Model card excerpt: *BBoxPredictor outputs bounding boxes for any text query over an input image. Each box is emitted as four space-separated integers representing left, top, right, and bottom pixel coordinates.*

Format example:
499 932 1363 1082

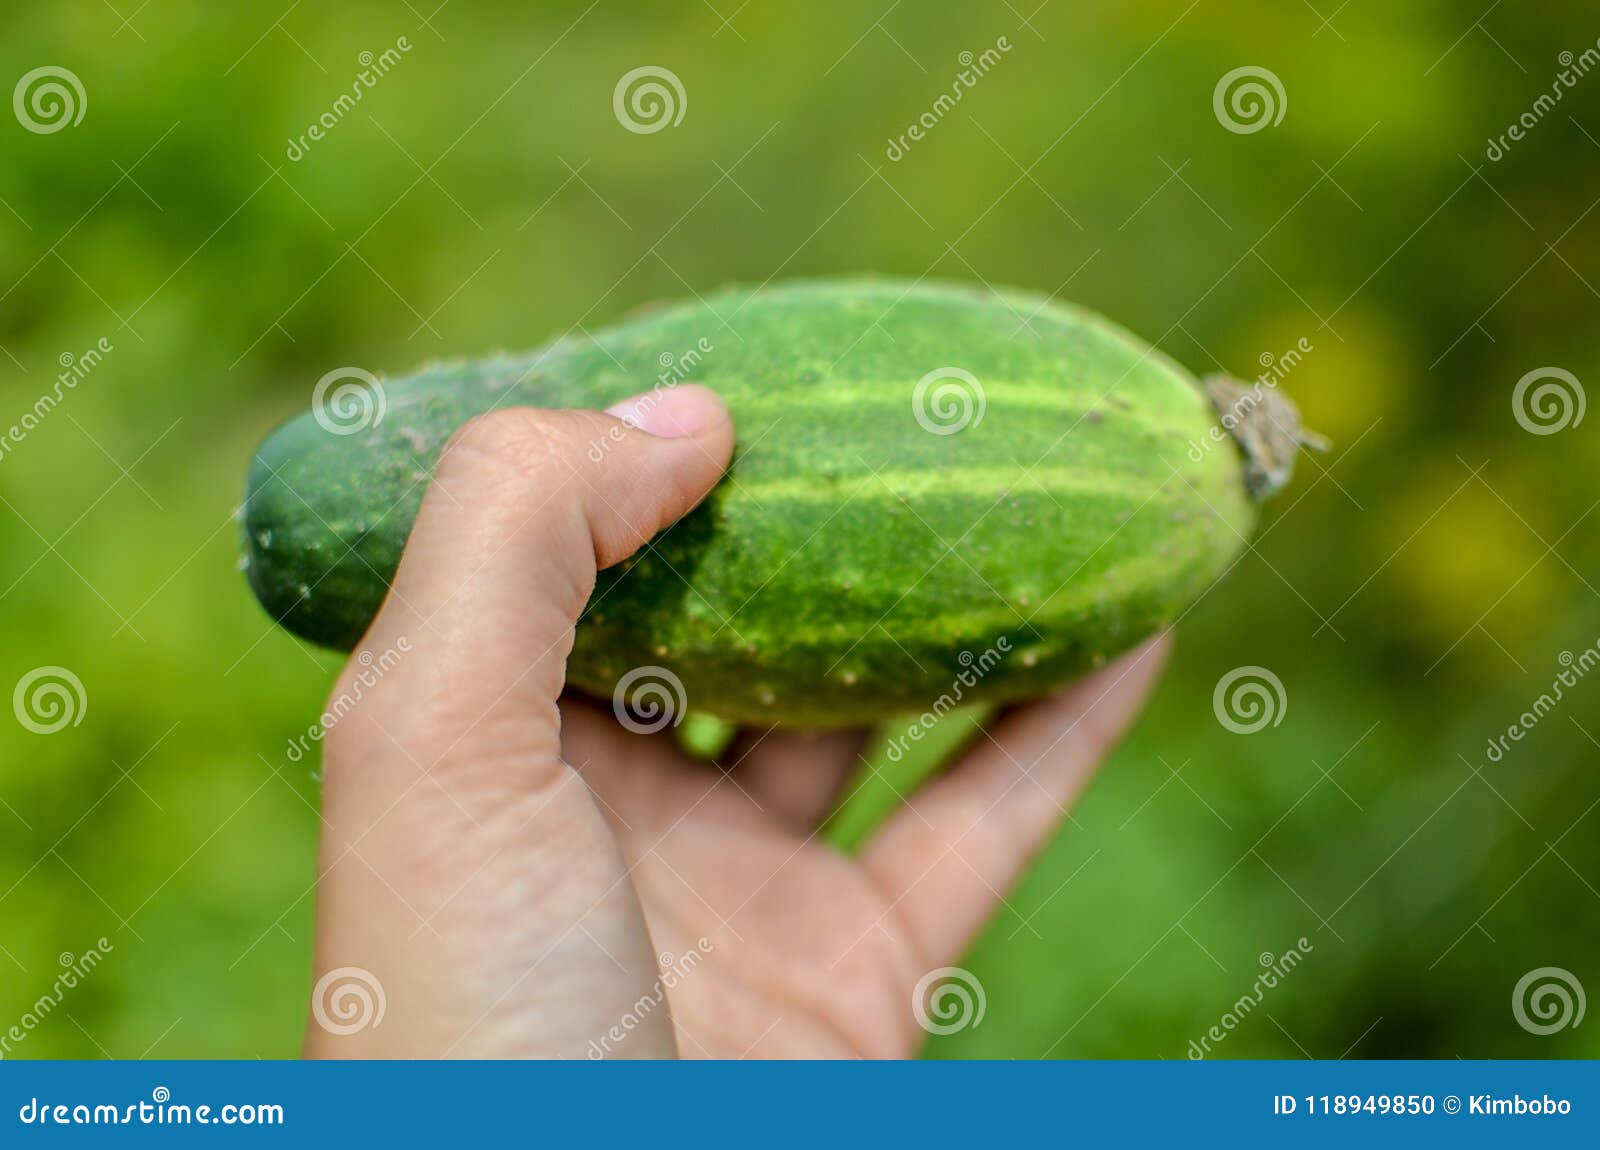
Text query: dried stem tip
1202 375 1330 502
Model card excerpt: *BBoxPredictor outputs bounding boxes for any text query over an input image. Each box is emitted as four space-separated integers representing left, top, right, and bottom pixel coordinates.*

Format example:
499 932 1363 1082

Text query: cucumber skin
243 279 1253 727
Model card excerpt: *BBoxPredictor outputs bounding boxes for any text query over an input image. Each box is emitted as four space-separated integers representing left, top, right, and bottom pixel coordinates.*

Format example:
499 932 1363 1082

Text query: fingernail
605 384 726 439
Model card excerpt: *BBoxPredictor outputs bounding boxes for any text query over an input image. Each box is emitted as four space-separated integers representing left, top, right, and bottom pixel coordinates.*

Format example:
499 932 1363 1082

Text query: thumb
305 386 730 1057
361 384 734 751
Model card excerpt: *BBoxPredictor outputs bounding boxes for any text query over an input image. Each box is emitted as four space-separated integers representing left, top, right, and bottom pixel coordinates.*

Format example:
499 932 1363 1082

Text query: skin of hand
303 384 1170 1059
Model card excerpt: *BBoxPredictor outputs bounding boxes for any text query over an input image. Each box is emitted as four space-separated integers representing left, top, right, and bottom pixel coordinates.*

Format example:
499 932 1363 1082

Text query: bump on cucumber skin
674 711 740 761
242 278 1254 725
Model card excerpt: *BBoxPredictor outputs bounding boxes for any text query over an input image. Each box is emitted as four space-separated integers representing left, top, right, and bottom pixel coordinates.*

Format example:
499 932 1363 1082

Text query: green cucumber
243 278 1309 728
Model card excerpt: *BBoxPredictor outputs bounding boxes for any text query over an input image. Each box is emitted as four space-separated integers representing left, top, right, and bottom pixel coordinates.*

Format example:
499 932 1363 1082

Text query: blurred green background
2 0 1597 1059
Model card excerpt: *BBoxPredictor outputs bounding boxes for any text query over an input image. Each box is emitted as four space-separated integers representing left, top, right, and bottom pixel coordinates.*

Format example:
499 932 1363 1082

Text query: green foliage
2 1 1597 1059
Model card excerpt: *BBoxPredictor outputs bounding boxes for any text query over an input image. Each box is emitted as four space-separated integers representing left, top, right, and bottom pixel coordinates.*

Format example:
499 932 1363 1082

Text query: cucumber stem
1203 375 1328 501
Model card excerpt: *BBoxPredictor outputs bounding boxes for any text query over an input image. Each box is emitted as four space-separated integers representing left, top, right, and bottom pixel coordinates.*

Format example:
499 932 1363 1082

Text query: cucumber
243 279 1307 727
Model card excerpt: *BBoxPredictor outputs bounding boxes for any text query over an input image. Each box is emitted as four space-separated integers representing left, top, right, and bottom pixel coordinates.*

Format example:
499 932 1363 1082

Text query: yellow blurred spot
1233 306 1417 447
1378 466 1557 644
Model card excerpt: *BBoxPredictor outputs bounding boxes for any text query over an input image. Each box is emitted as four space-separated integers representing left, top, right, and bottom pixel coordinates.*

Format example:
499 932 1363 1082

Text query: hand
303 385 1168 1059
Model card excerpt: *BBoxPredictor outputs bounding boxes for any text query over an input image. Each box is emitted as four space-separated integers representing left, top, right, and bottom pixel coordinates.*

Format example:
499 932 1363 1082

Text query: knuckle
444 408 563 467
435 408 595 497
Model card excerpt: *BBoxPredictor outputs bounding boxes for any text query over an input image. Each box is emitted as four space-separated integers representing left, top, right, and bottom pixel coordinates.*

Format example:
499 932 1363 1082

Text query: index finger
857 635 1170 966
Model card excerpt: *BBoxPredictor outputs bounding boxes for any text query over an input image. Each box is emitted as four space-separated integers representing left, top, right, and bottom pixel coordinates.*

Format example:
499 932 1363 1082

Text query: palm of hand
564 705 927 1058
558 648 1162 1059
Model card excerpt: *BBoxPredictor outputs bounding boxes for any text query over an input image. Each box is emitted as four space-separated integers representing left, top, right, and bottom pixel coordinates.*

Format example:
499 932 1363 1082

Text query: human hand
303 385 1168 1058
